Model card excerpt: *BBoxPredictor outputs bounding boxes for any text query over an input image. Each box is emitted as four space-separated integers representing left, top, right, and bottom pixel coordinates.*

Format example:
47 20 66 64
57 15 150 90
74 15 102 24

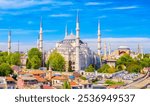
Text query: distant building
6 77 16 89
17 74 38 89
0 77 7 89
111 46 131 59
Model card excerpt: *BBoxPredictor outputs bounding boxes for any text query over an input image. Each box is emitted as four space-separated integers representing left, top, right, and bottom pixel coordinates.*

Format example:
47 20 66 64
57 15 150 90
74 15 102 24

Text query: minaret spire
141 45 144 59
8 30 11 55
39 17 43 52
108 42 111 56
97 20 101 56
137 43 141 55
75 10 80 72
104 41 107 60
65 24 68 37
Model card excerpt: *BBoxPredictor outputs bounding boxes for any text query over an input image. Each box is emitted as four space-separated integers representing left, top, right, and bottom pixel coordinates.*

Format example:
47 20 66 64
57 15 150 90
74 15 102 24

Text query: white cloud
0 0 73 10
49 14 72 17
112 6 139 10
100 5 139 11
0 0 52 9
85 2 112 6
53 1 73 6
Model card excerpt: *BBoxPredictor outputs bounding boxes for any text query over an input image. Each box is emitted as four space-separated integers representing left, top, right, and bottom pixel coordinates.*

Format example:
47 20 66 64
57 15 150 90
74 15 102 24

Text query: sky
0 0 150 53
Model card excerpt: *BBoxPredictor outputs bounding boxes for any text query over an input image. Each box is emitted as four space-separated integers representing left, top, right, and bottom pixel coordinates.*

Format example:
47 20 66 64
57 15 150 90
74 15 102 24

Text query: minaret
39 17 43 52
141 45 144 59
108 43 111 56
8 30 11 55
104 41 107 60
137 43 141 55
65 24 68 37
97 20 101 56
75 10 80 72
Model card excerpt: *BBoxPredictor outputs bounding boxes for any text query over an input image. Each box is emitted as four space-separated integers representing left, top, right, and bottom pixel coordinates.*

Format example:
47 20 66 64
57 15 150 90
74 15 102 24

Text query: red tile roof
29 70 45 75
52 76 67 81
6 77 15 82
34 76 46 82
70 81 78 86
42 85 55 89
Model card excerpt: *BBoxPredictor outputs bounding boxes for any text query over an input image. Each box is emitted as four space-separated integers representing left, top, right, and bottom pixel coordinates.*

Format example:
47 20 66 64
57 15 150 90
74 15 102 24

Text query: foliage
85 64 95 72
105 80 124 86
116 64 126 71
0 52 9 64
30 56 41 69
26 48 42 69
108 66 117 73
28 48 42 59
97 64 110 73
10 52 21 66
47 50 65 72
116 54 134 67
140 57 150 68
62 81 71 89
127 64 142 73
0 52 21 66
0 63 13 76
80 76 87 80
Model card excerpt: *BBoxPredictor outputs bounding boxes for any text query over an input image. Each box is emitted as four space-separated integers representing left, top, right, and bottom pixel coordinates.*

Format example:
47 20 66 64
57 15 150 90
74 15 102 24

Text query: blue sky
0 0 150 53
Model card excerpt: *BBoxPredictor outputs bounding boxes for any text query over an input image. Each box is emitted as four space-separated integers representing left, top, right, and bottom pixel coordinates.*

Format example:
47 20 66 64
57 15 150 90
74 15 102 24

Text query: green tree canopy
97 64 110 73
0 63 13 76
47 50 65 72
0 52 21 66
10 52 21 66
127 64 142 73
116 54 134 66
0 52 8 64
26 48 42 69
140 57 150 68
30 56 41 69
85 64 95 72
28 48 42 59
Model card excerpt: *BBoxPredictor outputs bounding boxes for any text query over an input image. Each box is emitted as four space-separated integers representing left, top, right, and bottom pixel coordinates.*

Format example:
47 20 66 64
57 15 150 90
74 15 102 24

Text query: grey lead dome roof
118 46 130 50
59 32 84 44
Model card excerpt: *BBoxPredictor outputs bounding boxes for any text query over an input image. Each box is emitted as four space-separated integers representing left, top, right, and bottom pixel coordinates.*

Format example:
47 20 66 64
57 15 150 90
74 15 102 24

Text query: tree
30 56 41 69
85 64 95 72
116 64 126 71
28 48 42 59
97 64 110 73
127 64 142 73
10 52 21 66
47 51 65 72
26 59 31 69
0 52 8 65
62 81 71 89
108 66 116 73
140 57 150 68
27 48 42 69
116 54 134 67
0 63 13 76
